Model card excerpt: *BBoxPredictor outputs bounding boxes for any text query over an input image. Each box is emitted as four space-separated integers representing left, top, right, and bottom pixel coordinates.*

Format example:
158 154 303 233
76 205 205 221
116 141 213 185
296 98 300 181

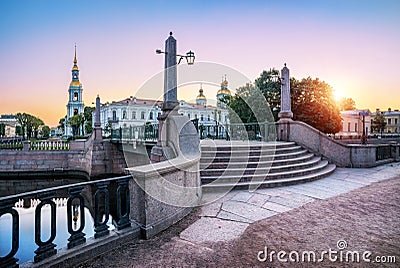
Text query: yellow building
337 110 371 138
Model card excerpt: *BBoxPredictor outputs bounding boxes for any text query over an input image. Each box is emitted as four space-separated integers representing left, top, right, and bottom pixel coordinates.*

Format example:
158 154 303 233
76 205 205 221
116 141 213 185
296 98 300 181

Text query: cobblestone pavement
181 162 400 243
80 162 400 267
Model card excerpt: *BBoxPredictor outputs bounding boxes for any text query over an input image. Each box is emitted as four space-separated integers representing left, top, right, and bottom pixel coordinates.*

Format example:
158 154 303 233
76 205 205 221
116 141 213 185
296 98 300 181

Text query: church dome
217 76 231 96
197 88 206 100
217 88 231 95
70 80 82 87
196 85 207 106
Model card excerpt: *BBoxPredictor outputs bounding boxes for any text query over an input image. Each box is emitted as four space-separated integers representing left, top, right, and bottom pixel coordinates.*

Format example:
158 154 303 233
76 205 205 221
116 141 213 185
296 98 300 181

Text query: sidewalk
80 162 400 267
181 162 400 244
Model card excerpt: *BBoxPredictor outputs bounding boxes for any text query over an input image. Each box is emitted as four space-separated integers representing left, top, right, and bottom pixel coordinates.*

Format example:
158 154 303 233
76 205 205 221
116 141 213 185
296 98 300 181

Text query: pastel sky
1 0 399 127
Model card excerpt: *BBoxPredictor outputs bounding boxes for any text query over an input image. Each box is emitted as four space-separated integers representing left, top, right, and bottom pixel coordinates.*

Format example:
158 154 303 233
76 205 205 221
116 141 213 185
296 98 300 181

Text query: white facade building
98 82 231 138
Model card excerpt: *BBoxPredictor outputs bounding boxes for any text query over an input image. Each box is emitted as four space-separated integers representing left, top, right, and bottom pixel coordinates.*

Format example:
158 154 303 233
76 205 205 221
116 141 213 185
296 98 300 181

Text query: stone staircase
200 140 336 191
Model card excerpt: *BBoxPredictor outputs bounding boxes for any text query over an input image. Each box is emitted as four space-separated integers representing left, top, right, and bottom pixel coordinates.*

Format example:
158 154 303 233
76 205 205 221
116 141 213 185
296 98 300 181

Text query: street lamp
156 46 195 66
359 111 368 144
155 32 195 113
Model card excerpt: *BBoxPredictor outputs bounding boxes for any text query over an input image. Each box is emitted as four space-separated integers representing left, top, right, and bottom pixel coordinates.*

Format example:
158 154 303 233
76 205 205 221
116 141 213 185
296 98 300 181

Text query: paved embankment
79 163 400 267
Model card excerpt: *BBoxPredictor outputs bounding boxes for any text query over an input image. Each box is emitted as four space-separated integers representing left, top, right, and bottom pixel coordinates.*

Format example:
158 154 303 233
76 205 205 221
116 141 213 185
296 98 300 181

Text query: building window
388 118 392 125
73 92 78 102
141 111 145 120
122 110 127 119
201 114 204 121
187 114 190 119
195 114 198 119
347 122 350 132
207 115 210 121
158 112 161 118
132 111 136 119
74 109 78 115
112 110 117 121
355 123 358 132
149 112 153 120
395 119 398 125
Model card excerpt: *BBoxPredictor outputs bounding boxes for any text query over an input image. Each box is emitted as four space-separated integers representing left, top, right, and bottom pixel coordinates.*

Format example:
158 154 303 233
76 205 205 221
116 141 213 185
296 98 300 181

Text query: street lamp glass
186 50 195 65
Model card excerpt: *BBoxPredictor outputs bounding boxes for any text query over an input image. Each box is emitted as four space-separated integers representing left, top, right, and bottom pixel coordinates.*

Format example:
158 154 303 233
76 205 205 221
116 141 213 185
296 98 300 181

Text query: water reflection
0 198 115 264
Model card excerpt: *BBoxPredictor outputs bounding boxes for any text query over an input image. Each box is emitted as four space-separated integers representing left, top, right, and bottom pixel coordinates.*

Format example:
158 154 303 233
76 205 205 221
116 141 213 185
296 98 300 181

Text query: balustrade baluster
0 199 19 268
34 193 57 262
94 182 110 238
67 186 86 248
116 178 131 230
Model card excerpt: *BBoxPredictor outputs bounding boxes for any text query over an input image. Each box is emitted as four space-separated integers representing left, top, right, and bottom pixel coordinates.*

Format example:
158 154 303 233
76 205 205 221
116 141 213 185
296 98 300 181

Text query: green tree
371 112 386 134
67 114 85 136
255 68 281 121
31 116 44 139
338 97 356 111
16 125 22 136
0 123 5 137
228 83 272 124
58 117 66 133
291 77 342 134
84 106 95 135
15 113 44 139
15 113 28 138
40 125 51 138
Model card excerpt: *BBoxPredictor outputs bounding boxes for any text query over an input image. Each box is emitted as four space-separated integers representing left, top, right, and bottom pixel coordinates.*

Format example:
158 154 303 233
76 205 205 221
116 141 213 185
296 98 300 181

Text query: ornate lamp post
151 32 195 162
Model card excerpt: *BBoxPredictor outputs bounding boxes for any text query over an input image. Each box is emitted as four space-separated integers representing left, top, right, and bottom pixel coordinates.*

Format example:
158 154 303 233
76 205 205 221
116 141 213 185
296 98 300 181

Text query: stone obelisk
94 95 102 140
277 64 293 141
161 32 179 113
151 32 179 162
278 64 293 119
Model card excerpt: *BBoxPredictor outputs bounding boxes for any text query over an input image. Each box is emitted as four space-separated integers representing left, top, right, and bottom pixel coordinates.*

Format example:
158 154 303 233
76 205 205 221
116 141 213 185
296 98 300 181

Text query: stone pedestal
277 64 293 141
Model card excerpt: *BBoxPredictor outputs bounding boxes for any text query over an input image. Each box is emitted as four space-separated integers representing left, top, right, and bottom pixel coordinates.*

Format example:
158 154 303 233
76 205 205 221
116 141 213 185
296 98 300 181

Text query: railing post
94 182 110 238
0 200 19 268
116 178 131 230
34 193 57 262
67 186 86 248
23 140 30 151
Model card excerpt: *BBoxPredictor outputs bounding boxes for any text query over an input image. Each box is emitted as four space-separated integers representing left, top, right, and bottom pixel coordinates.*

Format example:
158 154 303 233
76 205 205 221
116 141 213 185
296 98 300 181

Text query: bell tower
65 45 85 136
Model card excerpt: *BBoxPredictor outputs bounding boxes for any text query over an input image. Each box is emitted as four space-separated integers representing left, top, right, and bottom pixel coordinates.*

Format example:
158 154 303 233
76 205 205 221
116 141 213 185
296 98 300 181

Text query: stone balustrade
277 120 400 167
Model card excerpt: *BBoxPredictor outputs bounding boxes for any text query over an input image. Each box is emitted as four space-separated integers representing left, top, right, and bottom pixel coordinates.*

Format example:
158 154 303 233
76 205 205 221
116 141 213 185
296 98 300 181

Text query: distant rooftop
0 114 15 119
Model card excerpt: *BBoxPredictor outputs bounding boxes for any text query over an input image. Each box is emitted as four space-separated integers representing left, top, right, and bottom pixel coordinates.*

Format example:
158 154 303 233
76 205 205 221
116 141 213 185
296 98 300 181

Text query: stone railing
0 175 139 267
277 120 400 168
0 140 23 150
29 140 70 151
127 155 201 239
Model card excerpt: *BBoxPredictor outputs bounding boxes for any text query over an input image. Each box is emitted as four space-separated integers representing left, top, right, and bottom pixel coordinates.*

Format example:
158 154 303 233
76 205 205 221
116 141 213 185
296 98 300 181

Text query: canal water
0 199 115 264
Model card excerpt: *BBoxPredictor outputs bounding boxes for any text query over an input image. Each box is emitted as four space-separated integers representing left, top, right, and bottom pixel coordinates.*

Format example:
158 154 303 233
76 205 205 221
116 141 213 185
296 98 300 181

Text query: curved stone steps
201 156 322 177
200 141 296 151
200 145 302 157
202 160 330 184
202 164 336 190
200 149 309 163
200 153 315 169
200 141 336 190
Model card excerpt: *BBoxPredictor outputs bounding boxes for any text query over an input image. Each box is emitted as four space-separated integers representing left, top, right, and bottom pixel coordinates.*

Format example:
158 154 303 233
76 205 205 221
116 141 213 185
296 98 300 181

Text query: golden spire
197 83 206 100
72 44 79 71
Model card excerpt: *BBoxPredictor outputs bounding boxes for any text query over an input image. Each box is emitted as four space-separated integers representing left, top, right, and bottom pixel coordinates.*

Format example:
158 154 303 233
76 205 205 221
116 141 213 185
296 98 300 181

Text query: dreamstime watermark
257 240 396 264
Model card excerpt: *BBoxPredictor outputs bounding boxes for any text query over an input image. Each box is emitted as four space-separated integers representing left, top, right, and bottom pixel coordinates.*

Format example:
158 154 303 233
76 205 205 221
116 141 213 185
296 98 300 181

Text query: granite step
200 145 302 158
200 153 315 169
202 160 329 184
202 164 336 190
200 141 296 152
201 156 322 177
200 149 309 163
